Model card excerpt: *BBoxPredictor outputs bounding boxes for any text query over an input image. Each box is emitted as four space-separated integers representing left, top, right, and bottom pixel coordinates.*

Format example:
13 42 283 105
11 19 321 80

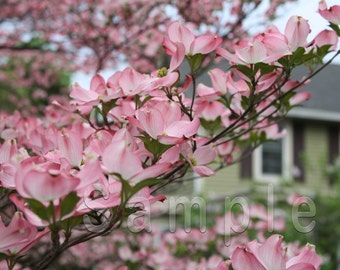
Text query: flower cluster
0 1 339 268
34 201 319 270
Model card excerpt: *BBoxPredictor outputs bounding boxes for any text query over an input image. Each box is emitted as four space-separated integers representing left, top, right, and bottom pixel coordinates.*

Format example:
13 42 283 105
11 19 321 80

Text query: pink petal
102 140 142 180
136 109 165 139
312 30 338 51
290 91 311 106
70 83 98 102
23 169 80 202
168 22 195 53
236 41 267 64
208 68 227 95
216 47 241 64
247 234 286 270
119 67 145 95
231 247 266 270
286 244 322 269
0 163 16 188
319 2 340 24
57 130 83 167
192 165 215 177
90 74 106 95
287 263 317 270
165 117 200 138
190 35 222 54
131 163 171 183
169 42 186 71
192 145 216 165
285 16 311 51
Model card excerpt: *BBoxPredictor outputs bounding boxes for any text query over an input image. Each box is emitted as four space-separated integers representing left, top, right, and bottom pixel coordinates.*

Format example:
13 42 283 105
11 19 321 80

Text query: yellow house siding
303 122 328 191
201 163 248 197
201 121 333 197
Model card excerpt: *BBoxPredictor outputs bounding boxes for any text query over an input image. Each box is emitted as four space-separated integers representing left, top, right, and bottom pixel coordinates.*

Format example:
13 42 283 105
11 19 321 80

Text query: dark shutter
240 147 252 179
328 125 339 164
327 125 339 186
293 121 305 182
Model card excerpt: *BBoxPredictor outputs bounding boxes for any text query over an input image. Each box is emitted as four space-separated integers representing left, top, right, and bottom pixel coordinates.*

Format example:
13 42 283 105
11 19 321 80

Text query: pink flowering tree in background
0 0 340 269
0 0 297 114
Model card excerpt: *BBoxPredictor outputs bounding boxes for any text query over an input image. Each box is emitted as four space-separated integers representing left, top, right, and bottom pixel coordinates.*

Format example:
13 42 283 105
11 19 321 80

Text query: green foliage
0 39 71 114
139 135 174 162
60 192 81 218
200 117 222 133
330 22 340 36
186 54 205 75
16 36 50 50
25 198 53 222
312 195 340 269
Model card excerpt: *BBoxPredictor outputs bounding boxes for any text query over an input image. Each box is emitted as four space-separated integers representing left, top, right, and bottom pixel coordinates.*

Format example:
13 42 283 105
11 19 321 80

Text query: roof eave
287 107 340 123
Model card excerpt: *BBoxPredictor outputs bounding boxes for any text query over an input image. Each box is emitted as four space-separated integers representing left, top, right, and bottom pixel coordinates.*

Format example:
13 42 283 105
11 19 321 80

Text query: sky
273 0 338 34
72 0 340 86
272 0 340 64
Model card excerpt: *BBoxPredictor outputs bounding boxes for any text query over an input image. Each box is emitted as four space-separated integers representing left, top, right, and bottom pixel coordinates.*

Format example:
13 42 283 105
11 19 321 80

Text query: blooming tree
0 0 339 269
20 199 317 269
0 0 297 113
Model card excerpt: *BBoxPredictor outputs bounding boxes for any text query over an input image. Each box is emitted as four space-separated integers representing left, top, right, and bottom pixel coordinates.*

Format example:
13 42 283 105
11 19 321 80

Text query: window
262 140 283 175
253 123 292 183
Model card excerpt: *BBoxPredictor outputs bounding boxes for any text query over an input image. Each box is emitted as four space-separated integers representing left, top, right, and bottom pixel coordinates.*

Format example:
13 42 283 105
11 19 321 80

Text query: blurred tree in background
0 0 296 114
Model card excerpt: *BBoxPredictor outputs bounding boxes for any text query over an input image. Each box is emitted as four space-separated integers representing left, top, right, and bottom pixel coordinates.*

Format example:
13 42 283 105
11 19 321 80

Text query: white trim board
288 107 340 123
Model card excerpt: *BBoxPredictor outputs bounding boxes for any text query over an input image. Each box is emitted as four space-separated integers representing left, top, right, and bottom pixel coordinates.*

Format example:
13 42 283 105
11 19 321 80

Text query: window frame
253 122 293 183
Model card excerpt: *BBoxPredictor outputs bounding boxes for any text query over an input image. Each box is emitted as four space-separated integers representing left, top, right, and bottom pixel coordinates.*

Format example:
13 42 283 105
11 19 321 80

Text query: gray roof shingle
192 61 340 122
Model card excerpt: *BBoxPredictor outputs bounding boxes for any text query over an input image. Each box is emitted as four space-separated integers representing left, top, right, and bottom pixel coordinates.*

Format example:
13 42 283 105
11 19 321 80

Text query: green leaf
101 99 117 116
330 22 340 36
259 130 267 143
241 95 250 109
278 55 291 70
291 47 306 66
186 54 205 74
121 207 141 218
120 178 133 204
60 192 80 218
232 65 254 78
279 90 295 110
0 253 10 261
139 135 174 162
25 199 50 221
304 44 333 67
200 117 222 132
138 95 153 108
254 62 277 75
60 215 83 231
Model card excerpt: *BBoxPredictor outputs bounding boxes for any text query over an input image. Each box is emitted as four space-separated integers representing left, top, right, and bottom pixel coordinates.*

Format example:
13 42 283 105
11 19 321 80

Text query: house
194 63 340 198
162 63 340 198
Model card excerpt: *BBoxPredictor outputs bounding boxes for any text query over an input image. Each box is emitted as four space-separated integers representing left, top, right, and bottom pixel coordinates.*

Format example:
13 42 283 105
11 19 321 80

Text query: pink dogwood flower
15 157 80 202
70 75 106 115
289 91 311 107
101 129 171 183
163 21 222 70
133 100 200 145
311 29 338 51
195 83 225 121
319 1 340 25
57 129 84 168
217 40 272 64
218 15 311 65
0 212 48 255
284 16 311 51
231 234 321 270
181 143 216 176
0 139 28 188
